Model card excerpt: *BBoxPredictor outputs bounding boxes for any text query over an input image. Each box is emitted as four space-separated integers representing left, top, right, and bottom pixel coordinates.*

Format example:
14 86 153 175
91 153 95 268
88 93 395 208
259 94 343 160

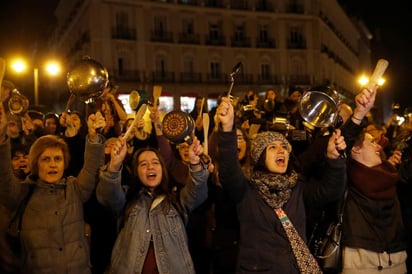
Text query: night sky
338 0 412 112
0 0 411 111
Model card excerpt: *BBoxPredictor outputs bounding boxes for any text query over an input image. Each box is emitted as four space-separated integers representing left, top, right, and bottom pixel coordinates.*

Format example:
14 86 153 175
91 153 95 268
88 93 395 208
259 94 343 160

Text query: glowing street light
357 75 386 88
10 58 61 106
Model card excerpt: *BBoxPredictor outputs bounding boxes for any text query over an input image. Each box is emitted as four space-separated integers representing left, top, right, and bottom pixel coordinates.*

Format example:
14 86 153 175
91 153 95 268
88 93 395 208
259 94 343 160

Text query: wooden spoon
124 104 147 140
0 58 6 99
202 113 209 155
153 85 162 107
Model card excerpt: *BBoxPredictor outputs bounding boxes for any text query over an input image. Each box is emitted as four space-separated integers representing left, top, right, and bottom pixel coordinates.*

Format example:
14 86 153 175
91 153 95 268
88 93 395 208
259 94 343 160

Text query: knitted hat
250 131 291 164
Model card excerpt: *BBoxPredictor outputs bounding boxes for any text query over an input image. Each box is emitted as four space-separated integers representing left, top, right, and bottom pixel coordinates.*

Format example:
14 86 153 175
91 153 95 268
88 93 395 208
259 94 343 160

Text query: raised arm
178 135 209 215
216 97 248 202
75 111 106 201
96 135 128 214
0 103 22 210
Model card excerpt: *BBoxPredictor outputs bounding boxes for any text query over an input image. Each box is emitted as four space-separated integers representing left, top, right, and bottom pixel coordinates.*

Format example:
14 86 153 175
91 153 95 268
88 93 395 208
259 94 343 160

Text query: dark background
0 0 411 112
338 0 412 113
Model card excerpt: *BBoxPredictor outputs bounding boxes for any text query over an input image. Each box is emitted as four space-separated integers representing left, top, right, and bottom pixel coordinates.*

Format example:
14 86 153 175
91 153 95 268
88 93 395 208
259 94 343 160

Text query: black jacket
217 130 346 273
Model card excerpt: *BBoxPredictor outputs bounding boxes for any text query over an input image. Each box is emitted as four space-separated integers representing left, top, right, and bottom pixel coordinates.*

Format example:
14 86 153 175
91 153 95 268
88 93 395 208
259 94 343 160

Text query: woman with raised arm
96 134 209 274
341 130 407 273
0 102 106 274
216 96 347 273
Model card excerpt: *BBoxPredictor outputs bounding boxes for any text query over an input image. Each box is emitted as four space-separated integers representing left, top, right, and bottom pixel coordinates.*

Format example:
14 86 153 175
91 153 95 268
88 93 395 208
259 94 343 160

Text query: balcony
257 74 281 85
204 0 224 8
69 32 90 56
288 74 310 85
286 3 304 13
112 69 141 82
205 35 226 46
255 0 273 11
206 73 227 83
180 72 202 83
230 1 249 10
231 37 251 48
152 71 175 83
256 38 275 48
235 73 253 84
112 26 136 40
150 31 174 43
177 0 200 5
178 33 201 44
287 40 306 49
151 0 174 3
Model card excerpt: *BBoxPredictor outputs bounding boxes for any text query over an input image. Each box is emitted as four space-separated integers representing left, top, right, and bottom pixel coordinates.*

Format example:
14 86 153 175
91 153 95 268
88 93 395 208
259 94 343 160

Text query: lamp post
34 67 39 106
11 59 61 106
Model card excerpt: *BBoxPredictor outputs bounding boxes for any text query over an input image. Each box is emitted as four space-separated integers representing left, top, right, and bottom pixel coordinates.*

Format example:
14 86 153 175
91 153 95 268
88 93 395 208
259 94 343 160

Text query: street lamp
357 75 386 88
10 58 61 106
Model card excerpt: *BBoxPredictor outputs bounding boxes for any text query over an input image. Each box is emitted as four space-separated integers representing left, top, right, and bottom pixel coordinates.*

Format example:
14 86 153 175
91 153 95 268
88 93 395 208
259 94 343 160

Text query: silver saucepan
66 56 109 110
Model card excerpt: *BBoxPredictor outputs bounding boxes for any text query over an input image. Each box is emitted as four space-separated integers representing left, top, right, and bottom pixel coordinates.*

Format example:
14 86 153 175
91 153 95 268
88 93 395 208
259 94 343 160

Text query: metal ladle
227 62 242 98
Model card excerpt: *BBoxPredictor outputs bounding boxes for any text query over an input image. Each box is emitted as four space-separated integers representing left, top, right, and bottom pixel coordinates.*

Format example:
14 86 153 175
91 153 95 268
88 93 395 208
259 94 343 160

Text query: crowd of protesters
0 77 411 274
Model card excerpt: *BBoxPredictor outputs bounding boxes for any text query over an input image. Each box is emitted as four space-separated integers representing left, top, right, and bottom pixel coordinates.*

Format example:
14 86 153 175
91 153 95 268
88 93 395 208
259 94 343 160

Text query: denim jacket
97 166 209 274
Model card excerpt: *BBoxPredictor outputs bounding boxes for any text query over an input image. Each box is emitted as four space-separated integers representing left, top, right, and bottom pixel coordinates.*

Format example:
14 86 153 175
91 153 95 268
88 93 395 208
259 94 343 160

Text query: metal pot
299 86 341 128
8 89 29 115
129 89 149 111
162 110 210 165
299 86 346 157
66 56 109 100
162 110 195 144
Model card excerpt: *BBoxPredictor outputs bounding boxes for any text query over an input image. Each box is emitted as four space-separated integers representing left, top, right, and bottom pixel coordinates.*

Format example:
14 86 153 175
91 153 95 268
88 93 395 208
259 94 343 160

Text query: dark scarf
250 170 298 208
348 158 399 199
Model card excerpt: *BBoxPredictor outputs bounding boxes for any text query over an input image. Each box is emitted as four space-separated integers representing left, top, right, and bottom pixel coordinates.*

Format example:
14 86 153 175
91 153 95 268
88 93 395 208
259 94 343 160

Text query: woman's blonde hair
28 135 70 177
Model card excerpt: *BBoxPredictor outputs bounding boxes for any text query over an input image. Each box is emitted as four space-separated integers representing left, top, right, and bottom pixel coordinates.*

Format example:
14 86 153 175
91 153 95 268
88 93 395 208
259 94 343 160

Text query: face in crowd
136 150 166 192
12 150 29 175
7 119 20 139
236 128 247 161
289 90 302 103
351 132 382 167
266 89 276 101
70 112 83 132
29 135 70 184
264 140 290 174
177 142 190 163
45 116 58 135
195 98 203 112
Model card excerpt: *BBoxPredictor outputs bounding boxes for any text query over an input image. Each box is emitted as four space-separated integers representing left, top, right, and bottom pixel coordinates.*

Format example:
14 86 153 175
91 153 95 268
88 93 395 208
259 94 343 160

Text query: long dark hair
121 147 185 225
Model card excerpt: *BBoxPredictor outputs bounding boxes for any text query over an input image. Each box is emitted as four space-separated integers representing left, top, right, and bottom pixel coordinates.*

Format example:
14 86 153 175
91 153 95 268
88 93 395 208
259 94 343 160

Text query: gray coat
0 136 105 274
97 165 209 274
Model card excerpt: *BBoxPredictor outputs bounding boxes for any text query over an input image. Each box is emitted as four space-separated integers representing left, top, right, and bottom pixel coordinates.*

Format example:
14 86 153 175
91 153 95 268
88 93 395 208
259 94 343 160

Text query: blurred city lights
358 75 386 87
10 58 61 105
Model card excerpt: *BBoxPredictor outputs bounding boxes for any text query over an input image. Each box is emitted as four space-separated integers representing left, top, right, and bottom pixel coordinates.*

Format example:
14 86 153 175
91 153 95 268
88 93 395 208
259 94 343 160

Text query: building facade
50 0 373 113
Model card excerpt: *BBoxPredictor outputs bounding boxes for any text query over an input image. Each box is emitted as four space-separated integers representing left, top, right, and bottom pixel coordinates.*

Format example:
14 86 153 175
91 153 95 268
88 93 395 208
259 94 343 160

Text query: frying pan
162 110 211 165
129 89 149 111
